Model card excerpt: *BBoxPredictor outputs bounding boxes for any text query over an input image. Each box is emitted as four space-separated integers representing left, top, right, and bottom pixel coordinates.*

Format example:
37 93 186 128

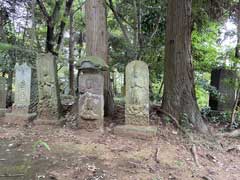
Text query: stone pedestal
114 60 157 139
5 63 38 125
5 112 37 126
114 125 157 139
0 109 5 117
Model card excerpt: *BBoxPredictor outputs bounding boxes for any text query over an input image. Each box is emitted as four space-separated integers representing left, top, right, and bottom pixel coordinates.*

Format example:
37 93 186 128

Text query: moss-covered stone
76 56 108 70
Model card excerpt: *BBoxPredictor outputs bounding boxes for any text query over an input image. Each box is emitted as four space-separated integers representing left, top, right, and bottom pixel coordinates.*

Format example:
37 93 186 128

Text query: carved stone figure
77 58 106 130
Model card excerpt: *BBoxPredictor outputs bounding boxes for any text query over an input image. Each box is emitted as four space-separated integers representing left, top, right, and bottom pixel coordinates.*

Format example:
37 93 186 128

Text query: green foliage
0 42 13 51
33 140 51 152
180 113 191 128
192 22 221 72
162 116 171 124
0 43 37 74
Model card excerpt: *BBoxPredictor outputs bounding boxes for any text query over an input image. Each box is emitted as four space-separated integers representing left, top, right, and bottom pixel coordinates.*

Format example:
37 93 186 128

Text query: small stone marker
5 63 37 124
77 56 107 130
0 77 6 117
36 53 61 123
114 60 157 139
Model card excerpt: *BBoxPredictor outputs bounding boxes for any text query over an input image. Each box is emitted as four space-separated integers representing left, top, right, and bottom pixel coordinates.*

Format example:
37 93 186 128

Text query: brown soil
0 119 240 180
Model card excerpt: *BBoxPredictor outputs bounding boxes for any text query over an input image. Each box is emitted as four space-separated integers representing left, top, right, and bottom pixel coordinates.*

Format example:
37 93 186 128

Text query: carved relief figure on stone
80 92 99 120
86 79 94 90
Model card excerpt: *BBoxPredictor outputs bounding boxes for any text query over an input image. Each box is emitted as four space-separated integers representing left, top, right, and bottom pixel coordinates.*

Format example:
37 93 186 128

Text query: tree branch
148 15 161 45
55 0 74 53
36 0 50 22
51 0 65 26
107 0 131 45
73 1 86 15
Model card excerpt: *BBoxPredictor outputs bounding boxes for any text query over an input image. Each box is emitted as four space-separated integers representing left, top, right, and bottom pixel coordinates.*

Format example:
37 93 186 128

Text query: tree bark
37 0 73 55
6 70 13 107
85 0 114 116
69 10 75 96
231 0 240 126
162 0 208 133
56 0 74 52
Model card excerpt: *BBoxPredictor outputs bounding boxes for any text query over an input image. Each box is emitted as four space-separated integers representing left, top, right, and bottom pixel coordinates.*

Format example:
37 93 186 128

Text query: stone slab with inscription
5 63 37 125
114 60 157 139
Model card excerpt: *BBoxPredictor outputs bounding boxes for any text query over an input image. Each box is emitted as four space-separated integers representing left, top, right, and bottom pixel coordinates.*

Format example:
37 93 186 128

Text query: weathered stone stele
77 57 106 130
5 63 37 124
114 60 157 139
14 63 32 111
125 60 149 125
36 53 60 121
0 77 6 117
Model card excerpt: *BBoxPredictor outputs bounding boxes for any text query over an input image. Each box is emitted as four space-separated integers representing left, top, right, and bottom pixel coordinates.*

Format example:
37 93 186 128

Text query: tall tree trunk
69 10 75 96
85 0 114 116
162 0 208 133
31 0 36 47
46 23 55 53
78 32 83 57
231 0 240 126
6 70 13 107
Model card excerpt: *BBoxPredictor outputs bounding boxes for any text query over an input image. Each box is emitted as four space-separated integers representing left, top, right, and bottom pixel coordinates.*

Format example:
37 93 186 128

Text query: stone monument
36 53 61 123
14 63 32 112
209 68 237 111
77 56 107 130
0 77 6 117
114 60 157 139
5 63 37 124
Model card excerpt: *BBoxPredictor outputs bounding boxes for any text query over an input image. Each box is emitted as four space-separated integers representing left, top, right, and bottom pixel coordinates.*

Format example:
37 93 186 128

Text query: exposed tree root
217 129 240 138
154 147 160 164
152 104 204 167
191 144 200 167
151 104 190 138
0 174 24 177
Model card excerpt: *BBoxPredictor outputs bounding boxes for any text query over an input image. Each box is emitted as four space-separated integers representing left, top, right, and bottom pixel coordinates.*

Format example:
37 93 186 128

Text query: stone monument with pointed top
114 60 157 139
5 63 37 124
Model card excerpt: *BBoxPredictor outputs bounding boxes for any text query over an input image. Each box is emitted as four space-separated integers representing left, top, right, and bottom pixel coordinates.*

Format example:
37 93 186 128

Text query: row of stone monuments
0 53 157 138
76 57 157 138
1 53 236 137
0 53 60 124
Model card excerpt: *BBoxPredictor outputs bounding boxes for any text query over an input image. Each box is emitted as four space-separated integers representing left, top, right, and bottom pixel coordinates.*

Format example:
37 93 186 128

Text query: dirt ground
0 117 240 180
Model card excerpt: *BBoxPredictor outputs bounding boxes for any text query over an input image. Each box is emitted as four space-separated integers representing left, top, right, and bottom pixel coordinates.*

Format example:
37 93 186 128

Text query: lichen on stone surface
76 56 108 71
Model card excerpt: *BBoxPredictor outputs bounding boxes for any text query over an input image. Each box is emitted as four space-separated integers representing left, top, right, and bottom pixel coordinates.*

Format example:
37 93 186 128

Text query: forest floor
0 107 240 180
